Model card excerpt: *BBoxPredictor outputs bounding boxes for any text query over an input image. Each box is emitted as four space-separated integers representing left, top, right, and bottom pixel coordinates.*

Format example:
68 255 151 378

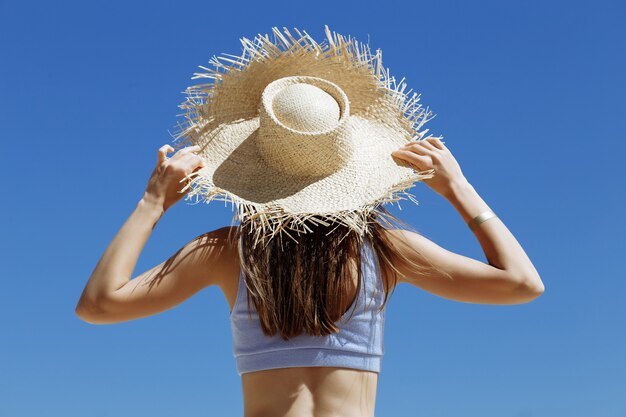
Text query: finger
392 150 432 171
425 136 446 150
158 144 174 163
177 152 206 167
174 154 206 177
401 142 435 156
171 145 202 160
419 139 439 152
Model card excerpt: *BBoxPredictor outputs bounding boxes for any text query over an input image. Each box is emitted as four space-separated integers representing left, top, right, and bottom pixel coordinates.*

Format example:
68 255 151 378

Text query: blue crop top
229 238 386 376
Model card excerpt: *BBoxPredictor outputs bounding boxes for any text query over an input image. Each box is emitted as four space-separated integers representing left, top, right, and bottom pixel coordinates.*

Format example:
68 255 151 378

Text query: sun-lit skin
75 137 544 417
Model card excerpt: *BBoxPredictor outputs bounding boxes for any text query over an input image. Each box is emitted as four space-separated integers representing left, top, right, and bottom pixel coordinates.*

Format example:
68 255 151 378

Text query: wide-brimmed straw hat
171 25 439 247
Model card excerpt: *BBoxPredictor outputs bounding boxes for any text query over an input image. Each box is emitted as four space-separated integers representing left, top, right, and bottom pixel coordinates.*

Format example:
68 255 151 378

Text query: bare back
219 236 394 417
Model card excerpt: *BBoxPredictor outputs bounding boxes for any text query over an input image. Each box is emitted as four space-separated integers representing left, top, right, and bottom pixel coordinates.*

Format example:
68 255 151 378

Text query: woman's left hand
142 144 206 212
391 136 466 199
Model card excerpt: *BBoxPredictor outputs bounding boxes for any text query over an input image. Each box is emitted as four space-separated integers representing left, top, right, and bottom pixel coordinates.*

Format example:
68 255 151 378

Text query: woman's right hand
143 144 206 212
391 136 468 199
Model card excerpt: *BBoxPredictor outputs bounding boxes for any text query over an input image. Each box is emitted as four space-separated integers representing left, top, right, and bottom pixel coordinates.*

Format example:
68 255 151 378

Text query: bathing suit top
229 238 386 376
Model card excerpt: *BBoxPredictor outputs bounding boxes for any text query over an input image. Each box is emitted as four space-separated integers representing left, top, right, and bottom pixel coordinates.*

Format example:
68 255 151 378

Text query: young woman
75 137 544 417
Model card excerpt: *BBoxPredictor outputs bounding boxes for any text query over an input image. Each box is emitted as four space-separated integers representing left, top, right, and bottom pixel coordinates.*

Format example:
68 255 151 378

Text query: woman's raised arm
390 137 544 304
74 144 233 324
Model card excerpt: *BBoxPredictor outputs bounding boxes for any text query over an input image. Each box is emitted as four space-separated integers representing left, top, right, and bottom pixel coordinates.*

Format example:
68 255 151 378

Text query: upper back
229 236 387 376
215 228 386 416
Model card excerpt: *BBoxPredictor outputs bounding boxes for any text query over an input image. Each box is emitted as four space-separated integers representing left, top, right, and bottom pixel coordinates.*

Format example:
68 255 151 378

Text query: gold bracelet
468 210 497 231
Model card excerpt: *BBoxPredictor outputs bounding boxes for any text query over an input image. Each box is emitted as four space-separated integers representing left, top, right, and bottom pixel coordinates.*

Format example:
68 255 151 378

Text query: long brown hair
226 205 449 341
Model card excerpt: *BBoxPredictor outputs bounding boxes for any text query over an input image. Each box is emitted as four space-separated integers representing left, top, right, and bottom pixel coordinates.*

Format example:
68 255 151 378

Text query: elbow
523 274 545 295
75 305 94 324
515 275 545 303
75 296 108 325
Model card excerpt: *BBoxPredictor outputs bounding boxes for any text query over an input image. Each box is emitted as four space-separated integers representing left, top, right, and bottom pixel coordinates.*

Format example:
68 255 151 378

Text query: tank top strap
361 236 384 308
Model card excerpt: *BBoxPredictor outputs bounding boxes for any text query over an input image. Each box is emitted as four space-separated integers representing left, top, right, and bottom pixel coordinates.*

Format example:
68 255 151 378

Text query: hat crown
272 84 341 132
257 76 352 177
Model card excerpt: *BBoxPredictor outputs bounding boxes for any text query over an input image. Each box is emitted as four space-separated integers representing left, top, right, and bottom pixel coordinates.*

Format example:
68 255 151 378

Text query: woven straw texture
170 25 440 247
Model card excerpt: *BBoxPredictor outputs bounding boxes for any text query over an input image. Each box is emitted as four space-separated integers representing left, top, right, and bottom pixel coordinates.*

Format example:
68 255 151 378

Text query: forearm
77 193 165 309
444 180 544 291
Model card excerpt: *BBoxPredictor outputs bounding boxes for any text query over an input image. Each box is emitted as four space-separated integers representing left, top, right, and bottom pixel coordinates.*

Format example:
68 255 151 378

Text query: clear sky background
1 1 625 416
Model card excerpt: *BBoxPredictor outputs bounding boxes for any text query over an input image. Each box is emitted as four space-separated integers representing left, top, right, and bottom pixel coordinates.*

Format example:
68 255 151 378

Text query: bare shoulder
156 224 240 291
379 228 436 285
194 225 241 288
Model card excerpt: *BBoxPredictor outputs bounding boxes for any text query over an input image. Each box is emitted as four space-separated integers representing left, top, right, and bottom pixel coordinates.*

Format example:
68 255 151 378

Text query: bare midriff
241 366 378 417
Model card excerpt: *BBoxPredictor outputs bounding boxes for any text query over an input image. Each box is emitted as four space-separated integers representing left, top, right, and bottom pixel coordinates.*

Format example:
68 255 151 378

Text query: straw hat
171 25 440 247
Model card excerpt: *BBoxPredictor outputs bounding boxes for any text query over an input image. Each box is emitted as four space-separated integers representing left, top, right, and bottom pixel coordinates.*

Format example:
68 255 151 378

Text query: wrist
443 178 493 226
138 193 166 219
443 177 472 201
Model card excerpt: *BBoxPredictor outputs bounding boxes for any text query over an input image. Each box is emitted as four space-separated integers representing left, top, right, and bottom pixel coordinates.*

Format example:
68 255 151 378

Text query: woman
75 137 544 417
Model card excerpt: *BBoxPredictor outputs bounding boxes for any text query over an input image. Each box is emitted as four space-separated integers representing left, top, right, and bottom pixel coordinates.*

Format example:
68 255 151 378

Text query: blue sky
1 1 625 416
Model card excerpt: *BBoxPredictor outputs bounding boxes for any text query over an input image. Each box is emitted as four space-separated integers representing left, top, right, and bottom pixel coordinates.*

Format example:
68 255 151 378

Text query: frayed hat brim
170 25 439 246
